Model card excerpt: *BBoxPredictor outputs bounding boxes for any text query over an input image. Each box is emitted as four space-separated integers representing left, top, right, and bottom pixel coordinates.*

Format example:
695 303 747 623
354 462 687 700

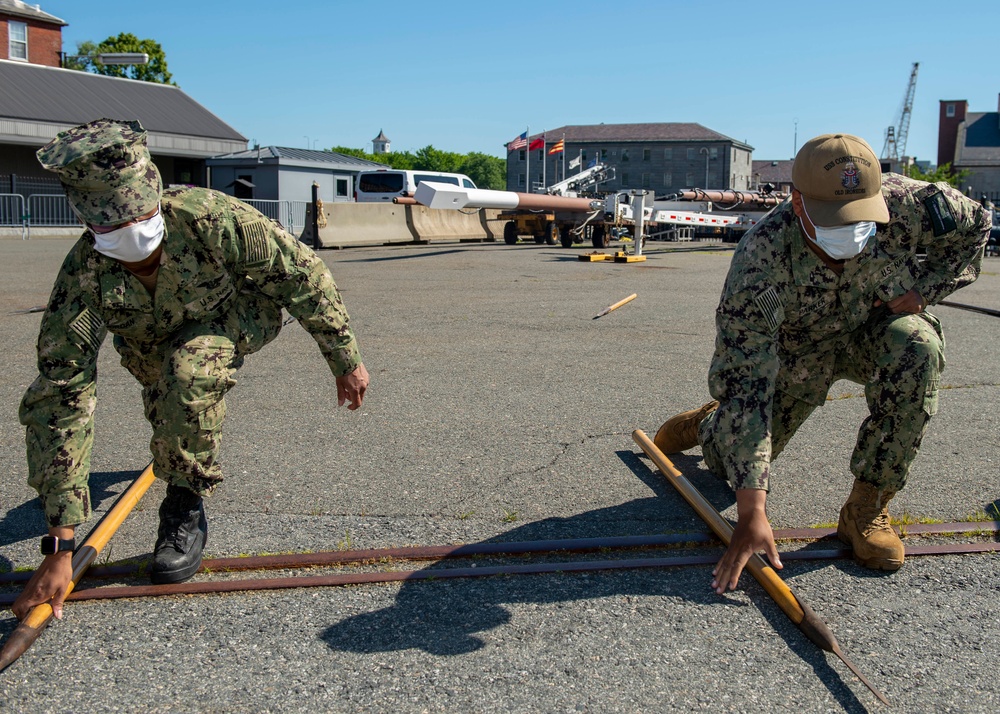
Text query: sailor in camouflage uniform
13 119 369 621
654 134 990 594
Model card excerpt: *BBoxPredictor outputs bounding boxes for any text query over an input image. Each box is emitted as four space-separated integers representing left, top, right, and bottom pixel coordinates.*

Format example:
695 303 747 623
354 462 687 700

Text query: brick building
938 95 1000 201
0 0 64 67
505 123 753 195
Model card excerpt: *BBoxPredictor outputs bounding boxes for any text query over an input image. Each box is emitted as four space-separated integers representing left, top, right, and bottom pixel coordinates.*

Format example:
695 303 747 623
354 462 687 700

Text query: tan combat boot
837 479 904 571
653 401 719 454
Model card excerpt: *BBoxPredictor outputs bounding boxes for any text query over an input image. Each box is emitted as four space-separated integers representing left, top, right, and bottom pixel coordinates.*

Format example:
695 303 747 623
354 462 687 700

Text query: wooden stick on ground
594 293 637 319
632 429 889 706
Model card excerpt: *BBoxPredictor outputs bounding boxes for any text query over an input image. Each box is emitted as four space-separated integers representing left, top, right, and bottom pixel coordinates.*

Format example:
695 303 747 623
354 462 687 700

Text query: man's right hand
711 488 782 595
12 551 74 621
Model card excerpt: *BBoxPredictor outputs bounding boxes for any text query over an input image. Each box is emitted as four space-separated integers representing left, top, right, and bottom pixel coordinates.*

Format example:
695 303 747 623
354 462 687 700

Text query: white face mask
801 202 876 260
91 209 165 263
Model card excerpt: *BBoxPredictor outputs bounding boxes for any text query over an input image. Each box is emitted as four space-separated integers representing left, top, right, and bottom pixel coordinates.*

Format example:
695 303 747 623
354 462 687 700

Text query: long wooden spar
632 429 890 706
0 462 157 673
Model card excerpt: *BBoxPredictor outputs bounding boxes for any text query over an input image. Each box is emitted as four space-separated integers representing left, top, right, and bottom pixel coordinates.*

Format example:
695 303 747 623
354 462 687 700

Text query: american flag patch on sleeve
753 286 783 333
69 308 105 351
237 220 273 267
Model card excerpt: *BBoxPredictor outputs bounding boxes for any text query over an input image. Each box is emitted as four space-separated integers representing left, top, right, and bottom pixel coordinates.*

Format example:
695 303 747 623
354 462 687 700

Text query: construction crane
882 62 919 168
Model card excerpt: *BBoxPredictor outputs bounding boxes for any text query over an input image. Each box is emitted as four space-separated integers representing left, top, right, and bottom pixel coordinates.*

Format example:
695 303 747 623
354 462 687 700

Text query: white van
354 169 477 202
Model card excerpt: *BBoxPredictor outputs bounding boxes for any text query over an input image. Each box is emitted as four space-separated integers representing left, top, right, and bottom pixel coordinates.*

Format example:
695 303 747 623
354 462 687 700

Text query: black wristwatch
40 535 76 555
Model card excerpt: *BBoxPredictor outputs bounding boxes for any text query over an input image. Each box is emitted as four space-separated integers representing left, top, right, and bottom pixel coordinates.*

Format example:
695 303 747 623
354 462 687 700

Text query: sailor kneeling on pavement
13 118 370 621
654 133 991 594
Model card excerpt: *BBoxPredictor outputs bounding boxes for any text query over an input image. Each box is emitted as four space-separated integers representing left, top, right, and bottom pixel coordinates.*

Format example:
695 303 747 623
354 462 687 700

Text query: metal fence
1 193 25 225
243 199 310 238
0 193 27 239
27 194 78 227
2 192 309 240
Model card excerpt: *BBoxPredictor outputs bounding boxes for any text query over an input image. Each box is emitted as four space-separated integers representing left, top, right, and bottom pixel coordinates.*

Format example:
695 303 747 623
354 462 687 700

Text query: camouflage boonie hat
36 118 162 226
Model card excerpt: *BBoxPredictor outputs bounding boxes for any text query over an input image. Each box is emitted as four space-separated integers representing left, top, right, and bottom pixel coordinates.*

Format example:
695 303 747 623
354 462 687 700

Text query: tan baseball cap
791 134 889 226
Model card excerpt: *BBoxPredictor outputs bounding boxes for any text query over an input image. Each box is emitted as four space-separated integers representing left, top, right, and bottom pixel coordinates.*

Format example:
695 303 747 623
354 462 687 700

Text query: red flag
528 137 544 151
548 139 565 155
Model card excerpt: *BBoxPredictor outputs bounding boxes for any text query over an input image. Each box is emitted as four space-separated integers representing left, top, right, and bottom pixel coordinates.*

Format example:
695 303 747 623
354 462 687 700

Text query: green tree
329 144 505 188
907 162 969 188
330 146 370 160
65 33 176 86
459 152 506 190
413 145 464 173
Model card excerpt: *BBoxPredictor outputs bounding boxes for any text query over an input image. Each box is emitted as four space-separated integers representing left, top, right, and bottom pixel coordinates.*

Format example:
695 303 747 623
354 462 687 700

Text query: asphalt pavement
1 235 998 713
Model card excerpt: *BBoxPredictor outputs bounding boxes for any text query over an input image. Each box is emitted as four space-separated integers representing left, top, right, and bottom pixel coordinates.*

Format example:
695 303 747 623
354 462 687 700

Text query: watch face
40 536 73 555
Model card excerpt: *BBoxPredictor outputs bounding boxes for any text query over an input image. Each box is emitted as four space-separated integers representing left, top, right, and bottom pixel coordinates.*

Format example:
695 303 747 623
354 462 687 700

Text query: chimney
937 100 968 168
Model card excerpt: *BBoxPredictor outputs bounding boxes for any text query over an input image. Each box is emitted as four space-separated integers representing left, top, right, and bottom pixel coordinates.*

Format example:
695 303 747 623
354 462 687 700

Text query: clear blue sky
41 0 1000 164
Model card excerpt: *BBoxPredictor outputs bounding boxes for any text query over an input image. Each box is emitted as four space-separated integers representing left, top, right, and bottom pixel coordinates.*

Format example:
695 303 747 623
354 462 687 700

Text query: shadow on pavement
0 469 143 552
321 447 870 711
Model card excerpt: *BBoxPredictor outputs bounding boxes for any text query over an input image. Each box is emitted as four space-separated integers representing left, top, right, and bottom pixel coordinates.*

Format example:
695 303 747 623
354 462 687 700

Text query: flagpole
561 133 566 183
541 130 546 190
525 126 530 193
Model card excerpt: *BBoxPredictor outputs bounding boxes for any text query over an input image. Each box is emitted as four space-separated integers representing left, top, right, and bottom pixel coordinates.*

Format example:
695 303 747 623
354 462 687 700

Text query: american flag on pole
507 131 527 152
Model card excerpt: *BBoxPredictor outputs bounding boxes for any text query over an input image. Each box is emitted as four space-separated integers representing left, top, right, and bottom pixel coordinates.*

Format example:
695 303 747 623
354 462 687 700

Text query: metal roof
528 123 753 150
207 146 389 171
0 59 246 156
0 0 66 25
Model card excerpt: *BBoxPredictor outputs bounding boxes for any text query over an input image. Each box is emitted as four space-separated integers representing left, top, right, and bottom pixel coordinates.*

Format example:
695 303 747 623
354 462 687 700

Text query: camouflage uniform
20 186 362 527
698 173 991 493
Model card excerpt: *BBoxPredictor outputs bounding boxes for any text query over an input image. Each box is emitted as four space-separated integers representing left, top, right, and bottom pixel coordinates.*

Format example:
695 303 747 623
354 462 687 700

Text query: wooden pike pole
0 462 157 673
632 430 890 706
593 293 637 319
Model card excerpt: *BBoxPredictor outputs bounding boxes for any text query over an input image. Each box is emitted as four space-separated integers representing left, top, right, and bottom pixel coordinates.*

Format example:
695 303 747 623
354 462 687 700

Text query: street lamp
96 53 149 65
61 52 149 67
699 147 710 188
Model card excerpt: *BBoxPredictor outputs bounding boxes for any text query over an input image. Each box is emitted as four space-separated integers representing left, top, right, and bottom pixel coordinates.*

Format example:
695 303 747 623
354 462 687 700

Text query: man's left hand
336 363 369 410
874 289 925 314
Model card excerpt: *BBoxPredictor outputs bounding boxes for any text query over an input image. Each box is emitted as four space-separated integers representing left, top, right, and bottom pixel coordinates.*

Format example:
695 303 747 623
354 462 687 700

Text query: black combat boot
151 484 207 584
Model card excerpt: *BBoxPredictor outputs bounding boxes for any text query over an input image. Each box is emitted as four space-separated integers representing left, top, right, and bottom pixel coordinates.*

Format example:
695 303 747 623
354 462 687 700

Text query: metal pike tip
0 623 44 673
833 643 891 706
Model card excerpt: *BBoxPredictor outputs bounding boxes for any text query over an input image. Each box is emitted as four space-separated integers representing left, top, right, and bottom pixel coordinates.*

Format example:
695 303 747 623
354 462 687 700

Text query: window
709 147 718 160
518 173 525 187
601 149 608 160
621 172 629 186
663 172 672 187
685 172 694 186
581 150 588 162
946 103 955 118
664 148 672 161
462 178 475 188
621 149 629 163
335 178 349 198
643 148 651 162
359 173 404 193
415 174 459 187
538 150 543 161
641 173 651 188
9 21 27 61
519 150 525 161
